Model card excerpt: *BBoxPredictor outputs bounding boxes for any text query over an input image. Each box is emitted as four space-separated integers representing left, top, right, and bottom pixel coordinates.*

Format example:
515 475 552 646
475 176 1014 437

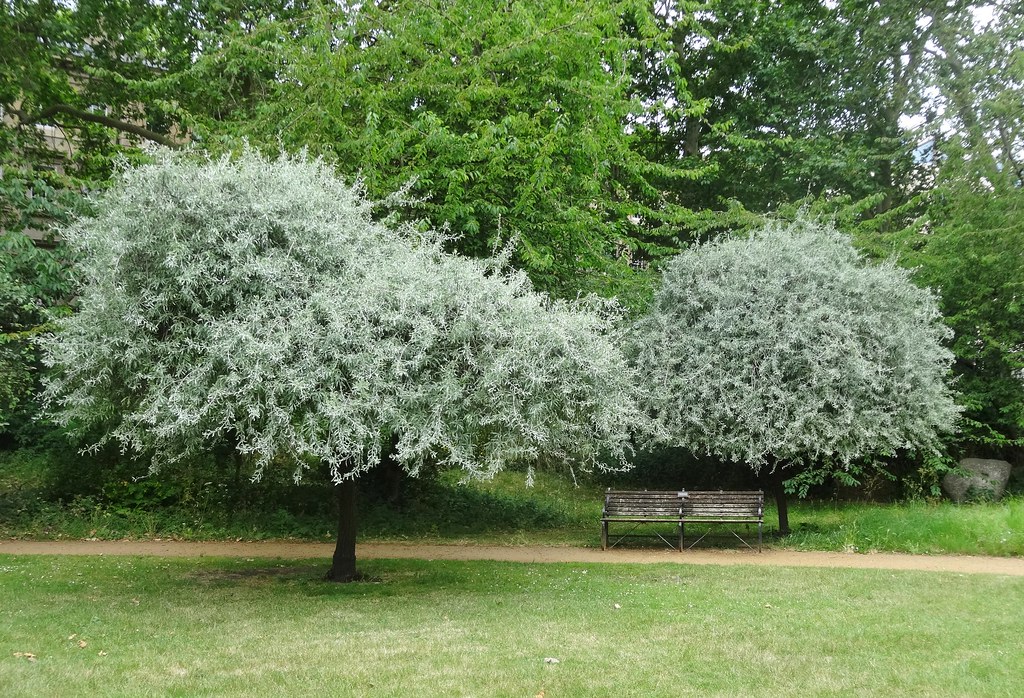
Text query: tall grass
785 498 1024 556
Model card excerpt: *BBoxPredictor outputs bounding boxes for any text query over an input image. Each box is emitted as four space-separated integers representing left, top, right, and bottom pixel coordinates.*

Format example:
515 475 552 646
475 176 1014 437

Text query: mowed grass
2 554 1023 696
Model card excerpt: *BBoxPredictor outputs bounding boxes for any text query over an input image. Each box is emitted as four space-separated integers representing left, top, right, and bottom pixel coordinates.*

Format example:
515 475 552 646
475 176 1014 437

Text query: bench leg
678 522 684 552
601 521 608 551
758 522 762 553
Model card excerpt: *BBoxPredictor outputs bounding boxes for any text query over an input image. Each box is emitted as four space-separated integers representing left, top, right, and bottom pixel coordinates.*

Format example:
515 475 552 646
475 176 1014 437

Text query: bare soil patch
2 539 1023 575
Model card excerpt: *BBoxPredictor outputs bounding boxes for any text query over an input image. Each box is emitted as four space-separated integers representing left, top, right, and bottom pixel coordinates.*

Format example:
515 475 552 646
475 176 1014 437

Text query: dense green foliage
911 186 1024 451
899 1 1024 453
206 0 697 299
0 180 79 437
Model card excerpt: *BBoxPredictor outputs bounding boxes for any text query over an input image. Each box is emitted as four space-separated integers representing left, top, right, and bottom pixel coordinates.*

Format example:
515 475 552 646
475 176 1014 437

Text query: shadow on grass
175 557 509 598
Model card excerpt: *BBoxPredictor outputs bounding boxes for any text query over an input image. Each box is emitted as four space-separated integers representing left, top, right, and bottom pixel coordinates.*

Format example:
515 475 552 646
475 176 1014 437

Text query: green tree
0 171 82 437
896 0 1024 454
0 0 312 160
640 0 932 219
208 0 701 300
40 150 645 580
640 0 1023 243
912 187 1024 454
633 218 960 532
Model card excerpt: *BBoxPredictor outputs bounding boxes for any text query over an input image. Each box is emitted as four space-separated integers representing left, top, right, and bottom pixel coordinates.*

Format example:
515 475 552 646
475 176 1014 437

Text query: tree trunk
327 478 359 582
768 468 791 536
380 435 404 506
231 450 245 505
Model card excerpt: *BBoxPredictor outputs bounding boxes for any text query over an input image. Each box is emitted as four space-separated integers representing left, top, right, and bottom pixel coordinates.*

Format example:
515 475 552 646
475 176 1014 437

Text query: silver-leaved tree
633 218 960 533
41 150 645 580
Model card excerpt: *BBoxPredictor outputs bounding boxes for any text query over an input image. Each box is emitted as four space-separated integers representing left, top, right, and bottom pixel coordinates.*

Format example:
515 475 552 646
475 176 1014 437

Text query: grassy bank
2 554 1022 696
3 448 1024 556
785 498 1024 556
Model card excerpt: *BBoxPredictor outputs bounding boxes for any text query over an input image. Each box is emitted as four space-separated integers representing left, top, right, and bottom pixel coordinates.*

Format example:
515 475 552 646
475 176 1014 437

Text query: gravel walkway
3 539 1023 576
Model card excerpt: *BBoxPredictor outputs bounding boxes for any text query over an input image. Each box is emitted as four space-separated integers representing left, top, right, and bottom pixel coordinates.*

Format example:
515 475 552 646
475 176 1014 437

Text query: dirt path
2 539 1023 576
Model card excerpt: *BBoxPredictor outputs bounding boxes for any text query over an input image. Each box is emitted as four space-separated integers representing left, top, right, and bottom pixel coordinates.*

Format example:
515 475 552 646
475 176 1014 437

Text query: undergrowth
2 446 1023 556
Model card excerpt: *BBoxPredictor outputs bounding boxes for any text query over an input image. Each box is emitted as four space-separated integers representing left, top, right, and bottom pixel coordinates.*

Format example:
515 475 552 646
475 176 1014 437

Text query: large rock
942 458 1012 503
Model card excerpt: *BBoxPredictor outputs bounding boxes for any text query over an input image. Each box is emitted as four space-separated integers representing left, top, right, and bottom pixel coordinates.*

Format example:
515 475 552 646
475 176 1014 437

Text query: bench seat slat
679 513 761 519
602 513 684 519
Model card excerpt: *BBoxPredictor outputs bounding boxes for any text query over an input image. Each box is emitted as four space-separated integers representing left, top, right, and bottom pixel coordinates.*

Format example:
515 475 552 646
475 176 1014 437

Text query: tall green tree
0 0 313 162
213 0 703 299
904 0 1024 453
643 0 1010 229
41 150 646 580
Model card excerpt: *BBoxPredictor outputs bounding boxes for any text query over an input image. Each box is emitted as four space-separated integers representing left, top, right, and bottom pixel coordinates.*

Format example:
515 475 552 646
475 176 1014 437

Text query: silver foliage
40 150 644 483
634 217 960 471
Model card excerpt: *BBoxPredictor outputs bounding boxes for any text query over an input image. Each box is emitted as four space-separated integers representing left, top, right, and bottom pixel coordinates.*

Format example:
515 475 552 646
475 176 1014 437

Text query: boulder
942 458 1012 503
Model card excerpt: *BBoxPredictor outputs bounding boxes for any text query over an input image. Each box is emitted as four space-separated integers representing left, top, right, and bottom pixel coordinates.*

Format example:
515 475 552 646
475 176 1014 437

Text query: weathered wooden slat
680 490 764 551
606 507 679 513
683 506 761 510
602 513 684 519
679 513 761 519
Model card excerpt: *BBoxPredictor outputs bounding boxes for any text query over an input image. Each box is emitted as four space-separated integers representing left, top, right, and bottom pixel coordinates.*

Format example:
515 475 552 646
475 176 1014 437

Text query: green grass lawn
1 554 1022 696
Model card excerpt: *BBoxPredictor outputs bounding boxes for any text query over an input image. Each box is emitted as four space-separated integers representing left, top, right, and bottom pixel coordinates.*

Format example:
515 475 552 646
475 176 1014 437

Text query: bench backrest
603 490 686 518
681 490 763 519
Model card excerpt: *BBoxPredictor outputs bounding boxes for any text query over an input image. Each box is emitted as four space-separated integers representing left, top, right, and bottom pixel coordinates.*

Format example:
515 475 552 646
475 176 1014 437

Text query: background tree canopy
208 0 706 300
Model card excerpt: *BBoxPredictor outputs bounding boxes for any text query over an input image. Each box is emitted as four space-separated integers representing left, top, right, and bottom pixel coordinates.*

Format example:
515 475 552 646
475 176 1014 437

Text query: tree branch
9 104 184 149
997 122 1024 185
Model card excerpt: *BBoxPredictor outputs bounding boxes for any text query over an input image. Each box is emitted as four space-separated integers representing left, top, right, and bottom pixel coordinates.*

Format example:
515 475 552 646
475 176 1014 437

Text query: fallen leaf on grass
68 634 77 640
613 603 621 609
78 640 88 649
13 652 37 662
535 690 545 698
543 658 560 664
98 651 108 657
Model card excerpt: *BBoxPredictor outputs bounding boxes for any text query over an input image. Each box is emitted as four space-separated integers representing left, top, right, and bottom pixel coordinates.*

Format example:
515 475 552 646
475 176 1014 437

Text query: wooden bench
680 490 764 552
601 489 688 551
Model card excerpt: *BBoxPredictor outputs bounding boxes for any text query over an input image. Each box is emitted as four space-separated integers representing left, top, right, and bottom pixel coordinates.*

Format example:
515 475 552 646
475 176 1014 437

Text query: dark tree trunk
327 478 359 582
767 468 791 536
231 450 245 504
380 436 404 506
